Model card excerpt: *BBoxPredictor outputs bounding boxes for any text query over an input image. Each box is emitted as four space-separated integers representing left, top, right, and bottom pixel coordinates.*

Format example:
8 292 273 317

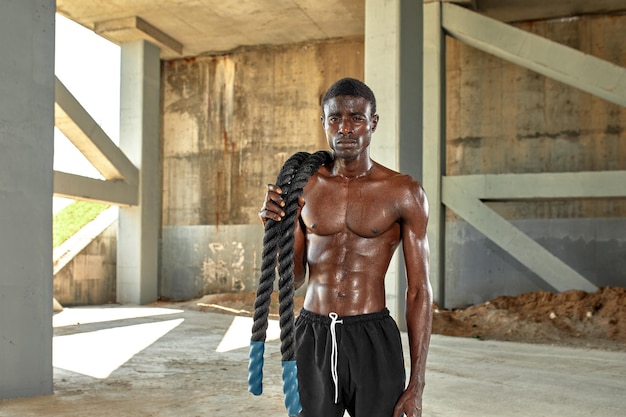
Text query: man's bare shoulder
371 163 424 190
370 163 428 214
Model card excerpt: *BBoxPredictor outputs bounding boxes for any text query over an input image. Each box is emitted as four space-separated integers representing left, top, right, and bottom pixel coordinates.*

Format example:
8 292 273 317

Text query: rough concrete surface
1 305 625 417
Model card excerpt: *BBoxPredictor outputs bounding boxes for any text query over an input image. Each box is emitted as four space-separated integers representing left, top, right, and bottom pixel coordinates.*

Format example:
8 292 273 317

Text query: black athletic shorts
295 308 406 417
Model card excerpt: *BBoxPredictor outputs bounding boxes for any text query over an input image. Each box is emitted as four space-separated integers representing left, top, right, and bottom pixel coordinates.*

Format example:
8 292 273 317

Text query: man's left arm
393 180 433 417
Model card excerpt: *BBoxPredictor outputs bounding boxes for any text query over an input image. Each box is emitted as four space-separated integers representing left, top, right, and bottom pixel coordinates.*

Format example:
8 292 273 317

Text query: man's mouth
336 138 356 146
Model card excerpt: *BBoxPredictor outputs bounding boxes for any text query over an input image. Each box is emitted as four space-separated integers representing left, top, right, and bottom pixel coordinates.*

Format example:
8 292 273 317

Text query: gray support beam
117 40 161 305
448 171 626 200
365 0 423 327
0 0 54 399
442 3 626 107
95 16 183 57
54 171 138 206
55 77 139 184
442 176 598 293
423 1 446 306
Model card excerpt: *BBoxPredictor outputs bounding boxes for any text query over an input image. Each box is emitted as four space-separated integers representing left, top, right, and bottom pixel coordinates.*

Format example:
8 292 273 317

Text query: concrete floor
1 305 625 417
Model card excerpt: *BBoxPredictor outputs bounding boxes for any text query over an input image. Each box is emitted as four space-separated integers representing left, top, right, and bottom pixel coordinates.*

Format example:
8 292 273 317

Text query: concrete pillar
423 1 446 306
0 0 55 399
365 0 423 327
117 40 161 304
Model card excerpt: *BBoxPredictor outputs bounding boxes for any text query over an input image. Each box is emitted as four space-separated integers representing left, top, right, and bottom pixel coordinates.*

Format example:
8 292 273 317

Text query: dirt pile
170 286 626 351
432 286 626 351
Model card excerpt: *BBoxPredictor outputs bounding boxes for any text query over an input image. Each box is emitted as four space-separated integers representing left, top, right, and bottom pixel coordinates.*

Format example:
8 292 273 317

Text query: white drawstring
329 312 343 403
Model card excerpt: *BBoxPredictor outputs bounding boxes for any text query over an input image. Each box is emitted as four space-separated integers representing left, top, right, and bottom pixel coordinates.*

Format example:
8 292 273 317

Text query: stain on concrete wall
201 241 246 293
160 225 263 301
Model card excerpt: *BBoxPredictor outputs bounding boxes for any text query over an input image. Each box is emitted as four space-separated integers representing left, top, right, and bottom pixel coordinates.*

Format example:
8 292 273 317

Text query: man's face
322 96 378 160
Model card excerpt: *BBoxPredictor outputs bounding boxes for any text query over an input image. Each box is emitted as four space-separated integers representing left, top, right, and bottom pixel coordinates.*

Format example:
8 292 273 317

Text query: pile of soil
168 286 626 351
432 286 625 351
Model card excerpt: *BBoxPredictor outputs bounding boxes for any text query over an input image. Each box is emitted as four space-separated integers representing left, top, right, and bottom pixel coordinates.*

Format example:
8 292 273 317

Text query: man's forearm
405 284 433 391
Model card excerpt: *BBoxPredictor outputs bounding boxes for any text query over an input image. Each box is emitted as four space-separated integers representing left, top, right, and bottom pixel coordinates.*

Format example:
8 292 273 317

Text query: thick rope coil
277 151 333 362
250 152 310 345
248 150 332 417
249 152 309 398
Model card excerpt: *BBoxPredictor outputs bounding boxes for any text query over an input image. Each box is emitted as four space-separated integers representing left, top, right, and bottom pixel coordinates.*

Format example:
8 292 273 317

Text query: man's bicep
401 183 430 288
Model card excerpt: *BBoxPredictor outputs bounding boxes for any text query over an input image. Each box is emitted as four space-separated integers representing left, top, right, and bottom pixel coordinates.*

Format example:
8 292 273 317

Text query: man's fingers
259 184 286 223
263 201 285 218
267 184 282 195
259 209 282 222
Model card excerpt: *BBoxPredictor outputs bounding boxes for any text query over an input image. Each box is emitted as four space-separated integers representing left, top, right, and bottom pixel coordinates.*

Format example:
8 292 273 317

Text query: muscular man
259 78 432 417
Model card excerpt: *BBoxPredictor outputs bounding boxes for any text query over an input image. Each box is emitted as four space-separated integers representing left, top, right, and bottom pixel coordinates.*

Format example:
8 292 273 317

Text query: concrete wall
161 36 364 227
0 0 55 399
54 222 117 306
443 14 626 306
160 37 364 299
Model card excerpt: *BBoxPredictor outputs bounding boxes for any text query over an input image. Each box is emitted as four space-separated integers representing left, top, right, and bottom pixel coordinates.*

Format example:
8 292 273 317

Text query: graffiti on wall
201 241 247 293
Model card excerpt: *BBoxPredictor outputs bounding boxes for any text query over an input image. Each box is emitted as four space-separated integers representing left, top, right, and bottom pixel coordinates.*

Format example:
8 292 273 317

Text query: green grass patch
53 200 110 248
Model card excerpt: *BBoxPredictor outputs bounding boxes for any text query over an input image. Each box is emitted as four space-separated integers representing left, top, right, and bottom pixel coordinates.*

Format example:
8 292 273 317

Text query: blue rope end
248 341 265 395
281 361 302 416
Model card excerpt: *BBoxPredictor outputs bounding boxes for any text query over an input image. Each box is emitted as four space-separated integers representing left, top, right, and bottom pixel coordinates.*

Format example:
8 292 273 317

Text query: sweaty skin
259 95 432 417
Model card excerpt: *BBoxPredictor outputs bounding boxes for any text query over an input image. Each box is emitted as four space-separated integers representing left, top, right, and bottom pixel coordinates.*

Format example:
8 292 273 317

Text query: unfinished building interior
1 0 625 402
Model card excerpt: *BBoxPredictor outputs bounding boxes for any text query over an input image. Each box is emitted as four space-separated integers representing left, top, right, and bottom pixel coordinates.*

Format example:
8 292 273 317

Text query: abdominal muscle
302 229 399 316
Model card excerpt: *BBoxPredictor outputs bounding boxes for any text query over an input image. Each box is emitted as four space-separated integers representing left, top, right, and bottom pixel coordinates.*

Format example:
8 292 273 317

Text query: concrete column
117 40 161 304
0 0 55 399
365 0 423 327
423 1 446 306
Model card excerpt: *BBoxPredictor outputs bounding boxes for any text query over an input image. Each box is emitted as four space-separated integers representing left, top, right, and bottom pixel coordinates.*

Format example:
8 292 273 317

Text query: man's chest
300 179 400 238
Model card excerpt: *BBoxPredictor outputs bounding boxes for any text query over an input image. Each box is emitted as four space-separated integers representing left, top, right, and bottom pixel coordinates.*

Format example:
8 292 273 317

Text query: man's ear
371 114 379 132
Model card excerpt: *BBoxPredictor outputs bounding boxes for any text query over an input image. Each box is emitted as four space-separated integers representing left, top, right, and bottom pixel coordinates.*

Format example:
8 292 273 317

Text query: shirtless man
259 78 432 417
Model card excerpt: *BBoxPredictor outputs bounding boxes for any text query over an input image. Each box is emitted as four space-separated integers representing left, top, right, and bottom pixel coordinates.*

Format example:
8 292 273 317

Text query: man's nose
339 119 353 134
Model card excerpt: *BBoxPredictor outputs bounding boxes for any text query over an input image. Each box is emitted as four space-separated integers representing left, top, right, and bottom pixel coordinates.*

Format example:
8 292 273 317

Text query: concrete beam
447 171 626 200
54 171 138 206
55 77 139 185
471 0 626 23
95 16 183 56
442 177 598 293
442 3 626 107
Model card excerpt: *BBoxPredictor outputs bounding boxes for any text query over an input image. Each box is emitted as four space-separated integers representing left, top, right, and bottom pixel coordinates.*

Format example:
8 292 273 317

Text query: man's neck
331 156 373 180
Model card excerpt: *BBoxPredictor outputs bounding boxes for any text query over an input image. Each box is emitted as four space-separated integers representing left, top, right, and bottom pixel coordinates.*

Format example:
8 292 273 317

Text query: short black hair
321 78 377 116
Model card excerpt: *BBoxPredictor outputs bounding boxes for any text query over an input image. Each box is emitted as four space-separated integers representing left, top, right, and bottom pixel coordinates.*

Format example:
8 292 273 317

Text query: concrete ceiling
56 0 626 60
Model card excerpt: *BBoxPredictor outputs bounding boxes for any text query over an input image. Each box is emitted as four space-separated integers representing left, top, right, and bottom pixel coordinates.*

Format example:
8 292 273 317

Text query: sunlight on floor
52 306 278 381
53 318 184 378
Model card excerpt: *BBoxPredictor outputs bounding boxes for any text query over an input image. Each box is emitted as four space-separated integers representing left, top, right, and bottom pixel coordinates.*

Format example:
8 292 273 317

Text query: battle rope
248 150 333 417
